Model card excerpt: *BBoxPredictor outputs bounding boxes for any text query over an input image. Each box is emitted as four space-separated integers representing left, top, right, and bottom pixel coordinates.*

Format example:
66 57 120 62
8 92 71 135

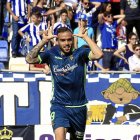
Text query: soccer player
25 26 103 140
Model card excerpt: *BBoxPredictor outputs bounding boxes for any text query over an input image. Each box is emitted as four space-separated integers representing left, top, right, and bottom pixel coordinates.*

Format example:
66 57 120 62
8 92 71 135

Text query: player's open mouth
64 46 71 51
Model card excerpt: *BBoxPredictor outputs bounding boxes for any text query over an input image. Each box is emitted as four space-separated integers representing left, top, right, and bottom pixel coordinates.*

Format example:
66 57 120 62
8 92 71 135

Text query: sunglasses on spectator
135 48 140 51
84 2 89 5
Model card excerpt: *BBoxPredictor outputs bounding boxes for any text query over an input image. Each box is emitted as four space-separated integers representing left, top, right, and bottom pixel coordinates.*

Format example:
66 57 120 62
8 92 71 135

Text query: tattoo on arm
26 39 47 64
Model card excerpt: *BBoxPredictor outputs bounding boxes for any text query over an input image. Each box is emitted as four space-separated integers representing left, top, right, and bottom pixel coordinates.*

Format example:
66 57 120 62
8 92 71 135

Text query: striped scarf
110 104 125 124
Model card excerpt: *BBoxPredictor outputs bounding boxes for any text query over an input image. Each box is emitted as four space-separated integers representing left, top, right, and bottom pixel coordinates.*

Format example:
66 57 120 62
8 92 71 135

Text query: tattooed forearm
26 39 47 64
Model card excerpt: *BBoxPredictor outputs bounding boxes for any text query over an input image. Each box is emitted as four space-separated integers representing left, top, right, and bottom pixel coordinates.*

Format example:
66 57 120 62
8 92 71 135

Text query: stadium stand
0 40 9 69
9 57 29 71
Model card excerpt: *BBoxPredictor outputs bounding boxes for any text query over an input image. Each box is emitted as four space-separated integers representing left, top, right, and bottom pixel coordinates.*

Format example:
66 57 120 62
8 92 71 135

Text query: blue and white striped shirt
20 22 47 46
53 21 72 35
7 0 31 16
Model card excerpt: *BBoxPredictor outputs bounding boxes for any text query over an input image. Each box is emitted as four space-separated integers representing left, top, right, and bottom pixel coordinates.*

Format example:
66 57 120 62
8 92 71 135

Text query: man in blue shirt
26 26 103 140
99 11 125 70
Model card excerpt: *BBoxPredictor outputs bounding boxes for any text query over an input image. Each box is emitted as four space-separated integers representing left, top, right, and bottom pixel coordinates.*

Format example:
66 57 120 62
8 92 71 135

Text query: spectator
52 9 72 45
18 10 47 51
120 0 140 42
114 32 137 71
32 0 48 14
0 0 6 39
96 2 112 71
97 2 112 47
74 13 95 71
75 0 101 27
53 9 71 35
48 0 70 23
99 11 125 70
116 19 127 49
6 0 31 57
32 0 49 24
98 2 112 20
128 44 140 72
34 0 66 25
73 14 94 49
73 14 106 72
18 10 49 73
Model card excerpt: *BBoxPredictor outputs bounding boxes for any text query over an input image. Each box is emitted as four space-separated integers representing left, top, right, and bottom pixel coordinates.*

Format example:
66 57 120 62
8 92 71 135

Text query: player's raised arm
73 26 103 60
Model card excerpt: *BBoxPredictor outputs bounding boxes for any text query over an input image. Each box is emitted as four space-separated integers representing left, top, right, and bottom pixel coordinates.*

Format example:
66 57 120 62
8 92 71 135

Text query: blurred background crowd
0 0 140 73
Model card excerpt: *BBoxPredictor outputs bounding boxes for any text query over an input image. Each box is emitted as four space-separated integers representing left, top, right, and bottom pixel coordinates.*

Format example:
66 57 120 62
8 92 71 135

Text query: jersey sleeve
20 24 30 33
38 49 50 64
78 47 90 63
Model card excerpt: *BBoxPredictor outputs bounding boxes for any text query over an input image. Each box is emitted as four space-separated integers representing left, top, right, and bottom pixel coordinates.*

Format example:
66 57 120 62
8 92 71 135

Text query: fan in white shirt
128 44 140 72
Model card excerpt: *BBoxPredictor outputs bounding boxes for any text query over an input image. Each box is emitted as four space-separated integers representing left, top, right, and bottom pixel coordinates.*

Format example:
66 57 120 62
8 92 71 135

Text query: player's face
57 31 73 54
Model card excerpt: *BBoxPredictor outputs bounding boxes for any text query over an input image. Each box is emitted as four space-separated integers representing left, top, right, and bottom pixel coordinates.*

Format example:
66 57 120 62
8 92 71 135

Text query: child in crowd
18 10 47 51
18 10 50 73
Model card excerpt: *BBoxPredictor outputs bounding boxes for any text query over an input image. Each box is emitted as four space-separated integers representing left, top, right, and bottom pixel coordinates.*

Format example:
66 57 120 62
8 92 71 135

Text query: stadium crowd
0 0 140 72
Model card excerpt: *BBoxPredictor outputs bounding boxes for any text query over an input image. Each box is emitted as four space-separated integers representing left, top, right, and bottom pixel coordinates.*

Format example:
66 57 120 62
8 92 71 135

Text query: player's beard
60 44 73 55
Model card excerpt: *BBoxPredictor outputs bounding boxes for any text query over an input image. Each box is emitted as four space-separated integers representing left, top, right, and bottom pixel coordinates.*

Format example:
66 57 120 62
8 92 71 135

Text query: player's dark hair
57 27 72 34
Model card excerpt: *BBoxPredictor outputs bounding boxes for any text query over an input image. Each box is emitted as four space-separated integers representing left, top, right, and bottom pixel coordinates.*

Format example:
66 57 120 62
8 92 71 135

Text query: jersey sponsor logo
53 64 78 73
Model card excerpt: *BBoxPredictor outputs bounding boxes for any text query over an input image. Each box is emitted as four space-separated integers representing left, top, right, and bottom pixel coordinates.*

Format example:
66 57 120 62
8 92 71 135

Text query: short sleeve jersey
20 22 47 46
39 46 90 106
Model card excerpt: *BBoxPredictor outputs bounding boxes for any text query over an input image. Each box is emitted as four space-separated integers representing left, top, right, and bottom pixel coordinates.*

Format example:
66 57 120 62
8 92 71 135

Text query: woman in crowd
114 32 138 71
128 44 140 72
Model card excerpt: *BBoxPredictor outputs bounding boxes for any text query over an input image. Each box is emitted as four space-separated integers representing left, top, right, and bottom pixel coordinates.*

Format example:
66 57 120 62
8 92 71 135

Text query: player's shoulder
75 46 90 53
49 46 60 54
